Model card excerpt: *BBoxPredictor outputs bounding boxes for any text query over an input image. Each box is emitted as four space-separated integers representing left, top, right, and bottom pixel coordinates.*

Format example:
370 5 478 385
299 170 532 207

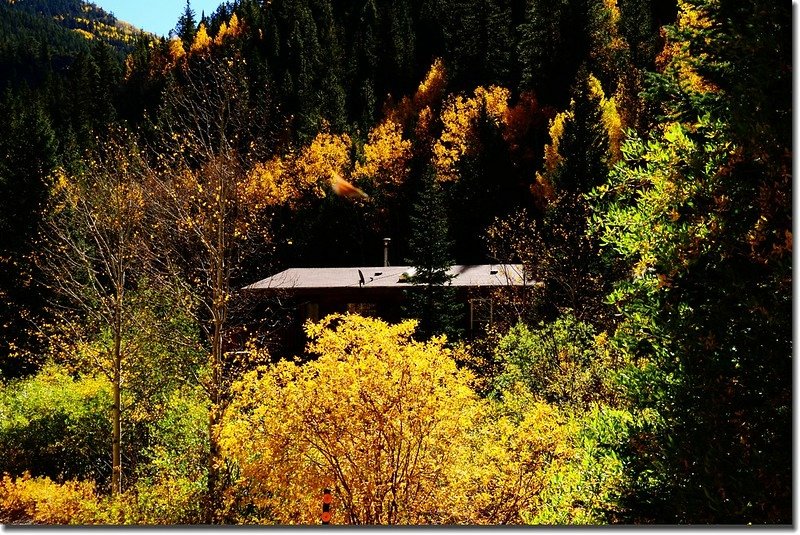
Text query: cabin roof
244 264 530 291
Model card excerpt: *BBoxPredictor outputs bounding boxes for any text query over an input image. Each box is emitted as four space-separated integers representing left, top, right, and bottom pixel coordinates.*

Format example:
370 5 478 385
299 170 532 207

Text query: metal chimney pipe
383 238 391 267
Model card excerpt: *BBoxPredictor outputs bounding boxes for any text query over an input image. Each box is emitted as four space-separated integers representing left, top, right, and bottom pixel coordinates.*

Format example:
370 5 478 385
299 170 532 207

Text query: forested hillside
0 0 791 525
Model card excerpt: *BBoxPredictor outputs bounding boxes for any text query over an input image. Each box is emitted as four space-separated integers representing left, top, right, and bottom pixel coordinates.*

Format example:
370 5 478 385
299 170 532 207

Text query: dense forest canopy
0 0 791 525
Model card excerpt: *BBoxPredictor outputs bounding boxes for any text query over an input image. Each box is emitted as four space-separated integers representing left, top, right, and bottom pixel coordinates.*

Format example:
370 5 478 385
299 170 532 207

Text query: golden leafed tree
38 129 150 496
147 55 273 522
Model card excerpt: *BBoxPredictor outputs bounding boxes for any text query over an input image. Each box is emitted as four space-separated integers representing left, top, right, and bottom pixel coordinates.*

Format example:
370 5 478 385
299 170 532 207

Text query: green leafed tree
590 0 791 522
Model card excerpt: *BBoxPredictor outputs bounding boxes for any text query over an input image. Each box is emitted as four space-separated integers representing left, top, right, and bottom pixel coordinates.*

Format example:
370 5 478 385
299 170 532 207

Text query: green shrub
0 363 111 485
492 315 624 407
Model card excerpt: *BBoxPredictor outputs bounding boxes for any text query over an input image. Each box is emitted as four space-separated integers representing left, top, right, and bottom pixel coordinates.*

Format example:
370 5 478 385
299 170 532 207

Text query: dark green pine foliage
347 0 379 132
176 0 197 49
311 0 347 132
403 170 464 342
616 0 659 71
0 92 58 378
263 0 326 141
550 70 608 193
449 103 519 264
375 0 416 101
438 0 513 89
537 70 614 325
517 0 589 107
483 0 514 87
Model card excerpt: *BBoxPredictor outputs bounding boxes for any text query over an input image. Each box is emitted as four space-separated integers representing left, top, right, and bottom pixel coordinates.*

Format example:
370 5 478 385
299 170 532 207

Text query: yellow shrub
221 315 578 525
0 472 98 525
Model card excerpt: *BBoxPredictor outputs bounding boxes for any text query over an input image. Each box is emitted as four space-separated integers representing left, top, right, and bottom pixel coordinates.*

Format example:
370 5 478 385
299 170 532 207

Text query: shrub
221 314 583 525
0 472 98 524
0 363 111 485
492 315 624 407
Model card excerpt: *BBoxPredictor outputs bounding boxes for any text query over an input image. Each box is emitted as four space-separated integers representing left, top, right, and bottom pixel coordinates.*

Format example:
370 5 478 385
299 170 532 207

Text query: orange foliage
388 58 448 128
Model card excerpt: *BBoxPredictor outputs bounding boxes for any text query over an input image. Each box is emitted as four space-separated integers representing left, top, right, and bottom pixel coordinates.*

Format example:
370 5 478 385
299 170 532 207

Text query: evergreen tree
450 103 518 264
533 70 615 325
176 0 197 50
517 0 589 107
403 170 464 341
0 93 58 377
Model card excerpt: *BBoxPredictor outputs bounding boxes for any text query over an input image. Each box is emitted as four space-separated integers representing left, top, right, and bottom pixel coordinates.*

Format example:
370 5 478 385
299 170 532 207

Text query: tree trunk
111 317 122 495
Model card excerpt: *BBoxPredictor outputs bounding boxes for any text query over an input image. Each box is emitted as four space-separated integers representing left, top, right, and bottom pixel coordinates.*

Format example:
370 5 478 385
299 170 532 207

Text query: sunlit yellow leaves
388 58 448 127
190 24 212 54
295 132 352 194
245 131 353 209
221 314 580 525
587 75 623 162
542 109 571 175
243 158 293 208
0 472 98 525
433 86 510 182
214 13 242 46
655 1 719 95
353 120 411 187
221 314 481 524
168 37 185 61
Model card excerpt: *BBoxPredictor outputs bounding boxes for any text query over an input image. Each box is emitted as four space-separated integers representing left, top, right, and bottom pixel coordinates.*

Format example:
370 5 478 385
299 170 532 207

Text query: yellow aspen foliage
603 0 621 26
221 314 481 524
388 58 448 127
415 58 447 110
190 23 212 53
474 86 511 122
295 132 352 191
353 120 412 187
655 1 718 94
221 314 576 525
227 13 241 36
414 105 435 146
243 132 353 209
541 109 570 175
451 398 575 524
168 37 186 61
532 109 571 201
433 86 511 182
214 14 242 45
72 28 94 40
242 157 294 208
214 21 229 45
587 75 623 162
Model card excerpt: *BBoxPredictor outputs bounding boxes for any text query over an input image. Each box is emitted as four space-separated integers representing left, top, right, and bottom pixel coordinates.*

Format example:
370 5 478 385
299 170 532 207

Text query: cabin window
469 298 493 335
347 302 377 317
302 302 319 323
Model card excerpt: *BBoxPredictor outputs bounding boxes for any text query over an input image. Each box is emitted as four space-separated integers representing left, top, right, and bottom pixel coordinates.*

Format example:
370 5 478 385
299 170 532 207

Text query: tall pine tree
403 169 463 341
